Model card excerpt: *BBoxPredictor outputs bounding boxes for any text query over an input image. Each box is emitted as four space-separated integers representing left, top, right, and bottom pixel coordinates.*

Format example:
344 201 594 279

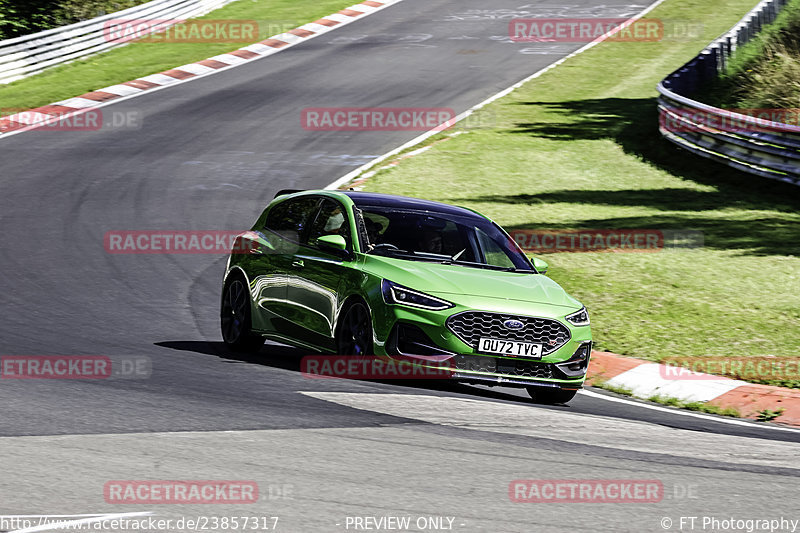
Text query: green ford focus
221 189 591 404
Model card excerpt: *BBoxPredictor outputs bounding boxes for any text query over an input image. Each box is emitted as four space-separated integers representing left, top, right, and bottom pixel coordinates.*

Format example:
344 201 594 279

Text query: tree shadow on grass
462 97 800 256
509 97 800 206
493 211 798 256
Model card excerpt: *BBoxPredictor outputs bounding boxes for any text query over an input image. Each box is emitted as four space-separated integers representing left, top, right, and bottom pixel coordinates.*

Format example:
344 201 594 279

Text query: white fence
0 0 236 84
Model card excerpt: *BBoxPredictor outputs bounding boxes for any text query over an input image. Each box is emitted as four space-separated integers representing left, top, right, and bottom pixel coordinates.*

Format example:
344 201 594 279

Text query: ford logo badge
503 319 524 330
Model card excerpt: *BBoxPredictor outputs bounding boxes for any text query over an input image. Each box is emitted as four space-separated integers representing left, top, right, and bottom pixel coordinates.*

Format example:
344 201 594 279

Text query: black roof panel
341 191 484 219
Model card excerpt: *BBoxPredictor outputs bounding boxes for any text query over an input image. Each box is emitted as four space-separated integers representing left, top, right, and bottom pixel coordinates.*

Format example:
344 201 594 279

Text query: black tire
336 300 374 356
527 387 578 405
220 276 264 353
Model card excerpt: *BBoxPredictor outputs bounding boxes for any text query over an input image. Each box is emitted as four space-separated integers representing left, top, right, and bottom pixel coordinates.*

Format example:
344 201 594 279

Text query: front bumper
371 300 592 389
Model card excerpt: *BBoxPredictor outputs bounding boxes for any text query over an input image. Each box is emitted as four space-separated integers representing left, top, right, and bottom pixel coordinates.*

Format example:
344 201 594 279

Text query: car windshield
357 205 534 272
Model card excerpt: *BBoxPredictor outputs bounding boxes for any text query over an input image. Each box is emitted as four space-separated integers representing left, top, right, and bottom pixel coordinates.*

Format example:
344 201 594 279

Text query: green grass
590 380 741 418
755 407 785 421
0 0 355 111
645 395 741 418
356 0 800 387
703 0 800 108
589 378 634 397
1 1 151 40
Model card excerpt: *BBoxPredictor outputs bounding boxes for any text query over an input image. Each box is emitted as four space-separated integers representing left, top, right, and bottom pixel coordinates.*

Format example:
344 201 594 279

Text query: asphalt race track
0 0 798 531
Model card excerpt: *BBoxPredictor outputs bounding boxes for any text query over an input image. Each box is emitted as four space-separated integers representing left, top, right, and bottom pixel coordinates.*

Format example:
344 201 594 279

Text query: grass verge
356 0 800 387
644 395 741 418
702 0 800 108
589 379 741 418
0 0 355 111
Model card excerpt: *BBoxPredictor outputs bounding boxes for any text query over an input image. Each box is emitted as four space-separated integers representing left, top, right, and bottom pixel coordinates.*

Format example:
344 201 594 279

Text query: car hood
361 255 581 309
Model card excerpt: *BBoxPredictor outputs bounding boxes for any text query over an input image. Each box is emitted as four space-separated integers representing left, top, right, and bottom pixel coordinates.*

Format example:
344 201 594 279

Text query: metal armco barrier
0 0 235 84
656 0 800 186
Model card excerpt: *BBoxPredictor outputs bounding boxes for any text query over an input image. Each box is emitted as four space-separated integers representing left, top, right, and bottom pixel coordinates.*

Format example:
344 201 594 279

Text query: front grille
497 359 555 379
446 311 570 355
453 355 555 380
454 355 496 373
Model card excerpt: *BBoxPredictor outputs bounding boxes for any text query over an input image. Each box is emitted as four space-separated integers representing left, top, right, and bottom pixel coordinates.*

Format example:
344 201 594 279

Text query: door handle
291 259 304 268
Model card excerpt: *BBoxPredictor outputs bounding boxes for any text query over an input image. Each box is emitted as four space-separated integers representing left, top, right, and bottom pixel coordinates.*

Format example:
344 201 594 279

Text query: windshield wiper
369 246 441 262
444 259 513 271
369 247 532 272
442 258 535 273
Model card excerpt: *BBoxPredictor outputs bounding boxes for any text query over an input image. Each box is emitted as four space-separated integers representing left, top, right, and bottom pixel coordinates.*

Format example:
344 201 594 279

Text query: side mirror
318 234 347 250
530 256 548 274
317 234 348 253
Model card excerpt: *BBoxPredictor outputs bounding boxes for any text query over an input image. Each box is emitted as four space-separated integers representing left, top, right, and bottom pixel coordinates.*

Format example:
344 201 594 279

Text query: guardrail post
724 37 732 72
655 0 800 185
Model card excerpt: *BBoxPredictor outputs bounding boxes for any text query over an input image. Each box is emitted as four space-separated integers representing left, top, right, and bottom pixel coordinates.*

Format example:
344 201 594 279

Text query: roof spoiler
274 189 304 199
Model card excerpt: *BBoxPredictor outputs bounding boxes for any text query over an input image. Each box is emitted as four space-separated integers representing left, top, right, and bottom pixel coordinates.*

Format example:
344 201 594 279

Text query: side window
362 211 390 247
476 227 515 268
307 199 352 250
264 197 320 243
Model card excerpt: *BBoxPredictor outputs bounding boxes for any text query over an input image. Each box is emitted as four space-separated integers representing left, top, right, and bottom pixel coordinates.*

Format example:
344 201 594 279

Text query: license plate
478 337 542 358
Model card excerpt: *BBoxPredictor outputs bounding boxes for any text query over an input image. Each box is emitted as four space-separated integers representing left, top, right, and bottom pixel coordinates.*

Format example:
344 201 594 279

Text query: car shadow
154 340 562 407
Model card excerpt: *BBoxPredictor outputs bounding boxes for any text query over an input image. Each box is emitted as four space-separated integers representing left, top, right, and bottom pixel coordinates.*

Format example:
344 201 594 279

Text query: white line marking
606 363 748 402
52 97 98 109
325 0 670 190
172 62 216 76
138 73 182 85
301 23 334 34
10 112 53 125
323 13 356 24
344 4 371 13
303 392 800 466
581 389 800 433
207 53 246 65
241 43 277 55
270 33 307 46
97 84 142 96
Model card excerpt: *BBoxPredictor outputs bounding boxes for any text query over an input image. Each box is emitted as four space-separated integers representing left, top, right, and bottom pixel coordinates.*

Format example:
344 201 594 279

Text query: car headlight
381 280 454 311
565 306 590 326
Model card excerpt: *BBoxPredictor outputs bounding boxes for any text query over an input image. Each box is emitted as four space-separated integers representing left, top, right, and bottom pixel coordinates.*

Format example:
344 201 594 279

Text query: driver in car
419 230 444 254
